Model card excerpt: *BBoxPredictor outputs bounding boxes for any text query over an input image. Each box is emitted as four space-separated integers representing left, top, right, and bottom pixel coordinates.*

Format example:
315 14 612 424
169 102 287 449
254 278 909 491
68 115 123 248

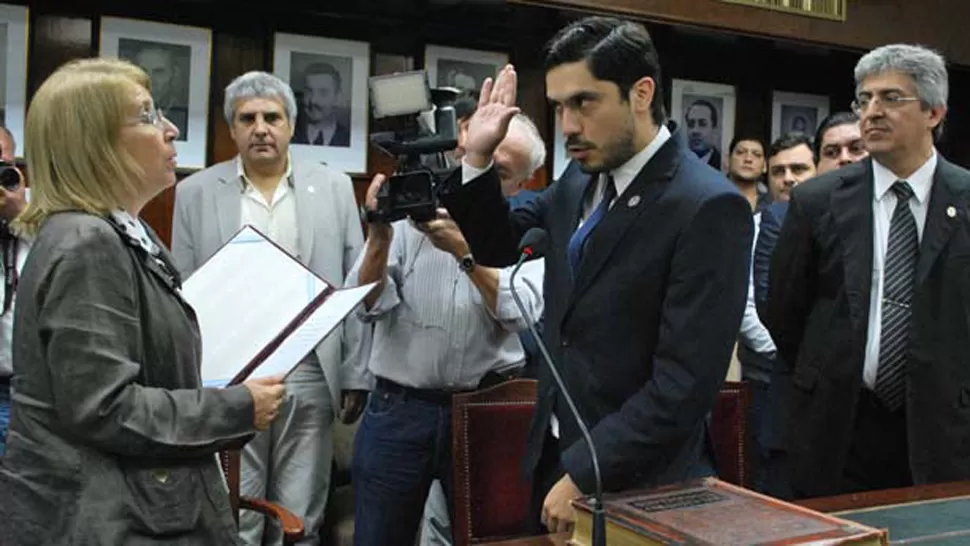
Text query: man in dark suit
766 44 970 499
292 62 350 147
396 17 752 532
685 99 722 171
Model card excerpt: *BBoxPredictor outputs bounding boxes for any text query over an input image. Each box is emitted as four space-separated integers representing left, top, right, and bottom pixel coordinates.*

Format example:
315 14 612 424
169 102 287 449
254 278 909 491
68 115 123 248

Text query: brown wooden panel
510 0 970 67
27 14 93 98
210 31 268 165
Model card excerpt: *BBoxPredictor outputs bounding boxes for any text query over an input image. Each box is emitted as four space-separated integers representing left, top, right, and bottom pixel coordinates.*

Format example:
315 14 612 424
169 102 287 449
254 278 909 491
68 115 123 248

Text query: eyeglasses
851 93 921 115
132 104 168 129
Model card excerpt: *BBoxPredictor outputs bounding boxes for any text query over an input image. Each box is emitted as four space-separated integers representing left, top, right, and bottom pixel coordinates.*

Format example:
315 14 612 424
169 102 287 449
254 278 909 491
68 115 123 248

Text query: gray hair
508 113 547 177
223 71 298 125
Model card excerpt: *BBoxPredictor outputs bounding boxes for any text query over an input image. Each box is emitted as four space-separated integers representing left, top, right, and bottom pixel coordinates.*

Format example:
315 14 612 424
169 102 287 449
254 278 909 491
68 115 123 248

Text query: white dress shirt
0 237 27 377
236 156 300 259
463 125 673 437
740 212 777 355
863 152 937 389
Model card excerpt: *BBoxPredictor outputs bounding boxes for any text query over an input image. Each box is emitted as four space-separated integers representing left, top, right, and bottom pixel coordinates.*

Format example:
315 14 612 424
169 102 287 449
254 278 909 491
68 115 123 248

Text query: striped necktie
874 180 918 411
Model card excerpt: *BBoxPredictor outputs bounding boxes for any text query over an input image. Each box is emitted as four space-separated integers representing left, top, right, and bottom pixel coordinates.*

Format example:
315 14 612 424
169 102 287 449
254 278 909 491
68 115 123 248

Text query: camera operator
347 113 546 545
0 125 26 456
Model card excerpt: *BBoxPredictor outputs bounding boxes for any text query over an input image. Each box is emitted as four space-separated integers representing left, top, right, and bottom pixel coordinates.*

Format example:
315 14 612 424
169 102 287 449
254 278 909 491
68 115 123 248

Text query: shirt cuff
355 277 399 322
461 158 493 185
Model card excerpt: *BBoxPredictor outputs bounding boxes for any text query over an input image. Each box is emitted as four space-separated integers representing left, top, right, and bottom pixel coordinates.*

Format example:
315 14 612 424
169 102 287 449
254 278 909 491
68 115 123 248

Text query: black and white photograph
289 51 353 148
117 39 191 140
424 45 508 96
274 33 370 174
671 79 736 172
100 17 212 168
0 4 28 158
771 91 830 141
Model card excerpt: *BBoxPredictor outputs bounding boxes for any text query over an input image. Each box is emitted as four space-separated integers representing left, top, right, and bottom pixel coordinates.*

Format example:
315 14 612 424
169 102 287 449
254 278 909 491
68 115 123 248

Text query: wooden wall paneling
27 12 93 98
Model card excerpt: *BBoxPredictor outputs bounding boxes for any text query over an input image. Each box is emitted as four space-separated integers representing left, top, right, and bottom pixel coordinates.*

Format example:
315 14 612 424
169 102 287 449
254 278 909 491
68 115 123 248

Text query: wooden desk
797 481 970 544
479 532 571 546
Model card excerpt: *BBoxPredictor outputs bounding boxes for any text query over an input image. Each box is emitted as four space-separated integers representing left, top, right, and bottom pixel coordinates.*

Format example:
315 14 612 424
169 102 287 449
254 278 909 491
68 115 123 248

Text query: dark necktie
313 131 325 145
874 181 919 411
568 175 616 276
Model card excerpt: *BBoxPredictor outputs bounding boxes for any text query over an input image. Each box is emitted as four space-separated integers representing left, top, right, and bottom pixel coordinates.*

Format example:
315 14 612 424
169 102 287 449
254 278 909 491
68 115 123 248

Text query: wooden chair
219 449 306 545
451 379 538 546
710 380 753 488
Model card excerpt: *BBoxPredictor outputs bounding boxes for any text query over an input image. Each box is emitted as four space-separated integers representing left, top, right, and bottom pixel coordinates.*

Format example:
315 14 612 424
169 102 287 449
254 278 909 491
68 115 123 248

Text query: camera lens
0 166 20 190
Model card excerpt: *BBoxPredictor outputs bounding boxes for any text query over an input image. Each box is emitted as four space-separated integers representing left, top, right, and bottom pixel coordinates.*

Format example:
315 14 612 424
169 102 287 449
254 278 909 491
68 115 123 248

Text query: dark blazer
440 127 753 493
0 212 256 545
292 109 350 147
754 201 789 312
706 146 722 171
766 157 970 498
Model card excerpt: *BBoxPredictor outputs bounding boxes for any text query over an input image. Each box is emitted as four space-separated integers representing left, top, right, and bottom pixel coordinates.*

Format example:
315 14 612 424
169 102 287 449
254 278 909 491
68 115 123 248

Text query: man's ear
628 76 656 114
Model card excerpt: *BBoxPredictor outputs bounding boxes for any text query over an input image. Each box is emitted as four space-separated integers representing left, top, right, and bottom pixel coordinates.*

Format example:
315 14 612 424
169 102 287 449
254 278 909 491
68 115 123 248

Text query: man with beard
171 71 370 545
293 62 350 147
381 16 752 532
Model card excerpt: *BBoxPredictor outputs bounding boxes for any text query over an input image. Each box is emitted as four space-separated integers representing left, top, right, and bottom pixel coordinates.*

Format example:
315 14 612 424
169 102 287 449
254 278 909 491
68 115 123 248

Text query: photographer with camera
0 124 26 456
347 111 546 545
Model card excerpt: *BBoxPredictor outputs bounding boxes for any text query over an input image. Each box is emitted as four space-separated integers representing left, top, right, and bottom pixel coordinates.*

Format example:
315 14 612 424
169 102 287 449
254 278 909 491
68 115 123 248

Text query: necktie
874 181 919 411
312 131 325 145
568 175 616 276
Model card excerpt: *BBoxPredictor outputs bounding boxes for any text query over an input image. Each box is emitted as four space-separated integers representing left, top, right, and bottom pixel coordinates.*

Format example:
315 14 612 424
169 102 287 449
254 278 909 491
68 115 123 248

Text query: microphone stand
509 252 606 546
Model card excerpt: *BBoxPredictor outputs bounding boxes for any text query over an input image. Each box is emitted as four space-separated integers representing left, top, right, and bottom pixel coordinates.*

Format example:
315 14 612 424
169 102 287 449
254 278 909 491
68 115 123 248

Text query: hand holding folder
180 225 376 388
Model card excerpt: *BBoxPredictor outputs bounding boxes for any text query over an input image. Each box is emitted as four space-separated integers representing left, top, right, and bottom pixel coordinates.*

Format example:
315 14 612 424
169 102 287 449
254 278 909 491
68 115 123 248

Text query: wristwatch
457 253 476 273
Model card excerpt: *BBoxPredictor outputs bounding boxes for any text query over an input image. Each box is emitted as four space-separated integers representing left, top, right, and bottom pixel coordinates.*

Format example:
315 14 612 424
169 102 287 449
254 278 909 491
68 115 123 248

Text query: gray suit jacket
171 158 370 404
0 212 255 545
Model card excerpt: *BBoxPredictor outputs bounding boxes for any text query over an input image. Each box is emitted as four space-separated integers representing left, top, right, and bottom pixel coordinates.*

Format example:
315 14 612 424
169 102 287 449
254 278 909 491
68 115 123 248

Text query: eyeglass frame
129 104 170 129
851 92 922 115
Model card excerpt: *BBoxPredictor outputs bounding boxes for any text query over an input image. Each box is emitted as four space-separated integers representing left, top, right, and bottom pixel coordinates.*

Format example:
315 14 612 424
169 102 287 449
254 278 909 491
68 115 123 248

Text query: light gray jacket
170 158 371 402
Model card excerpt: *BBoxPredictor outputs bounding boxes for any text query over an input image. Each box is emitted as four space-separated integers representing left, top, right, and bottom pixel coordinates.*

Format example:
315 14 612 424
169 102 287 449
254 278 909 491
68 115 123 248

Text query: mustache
565 136 594 149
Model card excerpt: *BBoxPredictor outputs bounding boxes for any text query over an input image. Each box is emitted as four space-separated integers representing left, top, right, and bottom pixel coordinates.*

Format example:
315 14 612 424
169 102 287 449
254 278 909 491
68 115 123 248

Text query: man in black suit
393 17 752 532
766 44 970 499
292 62 350 147
685 99 722 171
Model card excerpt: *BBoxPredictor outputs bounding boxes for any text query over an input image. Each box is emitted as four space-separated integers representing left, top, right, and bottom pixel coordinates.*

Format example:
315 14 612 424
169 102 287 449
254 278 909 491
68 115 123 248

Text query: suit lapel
292 163 316 264
569 137 680 305
215 162 242 245
831 162 874 330
917 159 967 283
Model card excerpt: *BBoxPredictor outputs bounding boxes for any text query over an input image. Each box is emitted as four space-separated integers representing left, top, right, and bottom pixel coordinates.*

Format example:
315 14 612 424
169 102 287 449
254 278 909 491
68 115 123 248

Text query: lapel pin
947 205 957 218
307 186 316 194
627 195 641 208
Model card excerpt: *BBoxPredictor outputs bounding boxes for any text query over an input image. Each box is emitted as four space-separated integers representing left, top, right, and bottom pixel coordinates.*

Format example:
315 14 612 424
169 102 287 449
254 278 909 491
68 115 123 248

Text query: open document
180 225 376 387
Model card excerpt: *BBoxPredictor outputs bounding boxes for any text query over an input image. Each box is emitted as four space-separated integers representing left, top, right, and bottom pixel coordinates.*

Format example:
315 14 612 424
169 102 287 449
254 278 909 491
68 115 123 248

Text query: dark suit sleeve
560 193 753 491
753 204 785 311
439 166 547 267
764 194 815 371
40 228 257 458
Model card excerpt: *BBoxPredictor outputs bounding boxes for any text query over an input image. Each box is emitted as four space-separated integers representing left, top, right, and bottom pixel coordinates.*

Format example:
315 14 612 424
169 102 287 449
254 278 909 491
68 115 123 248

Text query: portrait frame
671 79 737 172
99 16 212 169
424 44 508 95
0 3 28 159
771 91 830 142
274 32 370 174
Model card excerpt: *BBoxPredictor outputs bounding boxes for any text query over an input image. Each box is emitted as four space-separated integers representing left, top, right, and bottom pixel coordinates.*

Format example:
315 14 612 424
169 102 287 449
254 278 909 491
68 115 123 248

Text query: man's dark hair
544 16 665 126
769 131 813 159
728 135 764 156
686 99 718 128
304 62 342 92
812 111 859 162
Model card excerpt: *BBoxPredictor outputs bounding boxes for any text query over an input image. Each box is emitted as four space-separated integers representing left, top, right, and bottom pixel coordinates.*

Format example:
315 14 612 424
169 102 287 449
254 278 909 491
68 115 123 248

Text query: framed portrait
100 17 212 169
771 91 830 141
274 33 370 174
424 45 507 95
671 79 737 172
0 4 28 159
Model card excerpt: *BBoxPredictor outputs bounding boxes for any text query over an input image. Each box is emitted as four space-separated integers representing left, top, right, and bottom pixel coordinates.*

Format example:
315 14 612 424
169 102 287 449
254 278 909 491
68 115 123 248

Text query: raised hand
463 64 521 169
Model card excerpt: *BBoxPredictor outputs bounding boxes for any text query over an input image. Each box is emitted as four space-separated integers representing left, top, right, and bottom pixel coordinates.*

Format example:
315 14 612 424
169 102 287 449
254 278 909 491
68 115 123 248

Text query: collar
235 153 294 189
608 124 672 197
109 210 158 255
872 150 937 205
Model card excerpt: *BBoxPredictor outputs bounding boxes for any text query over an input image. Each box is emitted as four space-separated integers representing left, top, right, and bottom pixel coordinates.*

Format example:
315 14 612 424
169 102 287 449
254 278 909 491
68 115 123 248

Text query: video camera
365 70 461 223
0 161 21 191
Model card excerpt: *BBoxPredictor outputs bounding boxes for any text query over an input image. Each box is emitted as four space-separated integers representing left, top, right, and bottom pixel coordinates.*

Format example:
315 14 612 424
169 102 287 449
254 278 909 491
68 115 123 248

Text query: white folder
180 225 375 387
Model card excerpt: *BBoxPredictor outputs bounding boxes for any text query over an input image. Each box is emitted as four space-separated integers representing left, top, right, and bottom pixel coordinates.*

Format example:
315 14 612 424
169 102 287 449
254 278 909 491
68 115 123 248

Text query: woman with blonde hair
0 57 286 545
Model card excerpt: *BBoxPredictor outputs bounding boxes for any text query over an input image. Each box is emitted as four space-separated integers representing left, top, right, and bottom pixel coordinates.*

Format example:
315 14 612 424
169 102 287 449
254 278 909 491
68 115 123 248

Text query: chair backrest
710 380 752 488
452 379 538 546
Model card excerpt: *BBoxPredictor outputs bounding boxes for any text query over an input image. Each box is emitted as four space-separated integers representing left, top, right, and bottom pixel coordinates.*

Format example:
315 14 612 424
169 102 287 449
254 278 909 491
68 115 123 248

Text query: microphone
509 228 606 546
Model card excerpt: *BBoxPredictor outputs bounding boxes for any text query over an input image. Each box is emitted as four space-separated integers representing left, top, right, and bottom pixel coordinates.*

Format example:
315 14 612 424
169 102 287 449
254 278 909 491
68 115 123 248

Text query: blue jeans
0 382 10 457
352 381 454 546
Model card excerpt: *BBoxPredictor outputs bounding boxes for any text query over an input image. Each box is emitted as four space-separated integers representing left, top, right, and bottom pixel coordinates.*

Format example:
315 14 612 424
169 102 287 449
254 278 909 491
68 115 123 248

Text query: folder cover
180 225 375 387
